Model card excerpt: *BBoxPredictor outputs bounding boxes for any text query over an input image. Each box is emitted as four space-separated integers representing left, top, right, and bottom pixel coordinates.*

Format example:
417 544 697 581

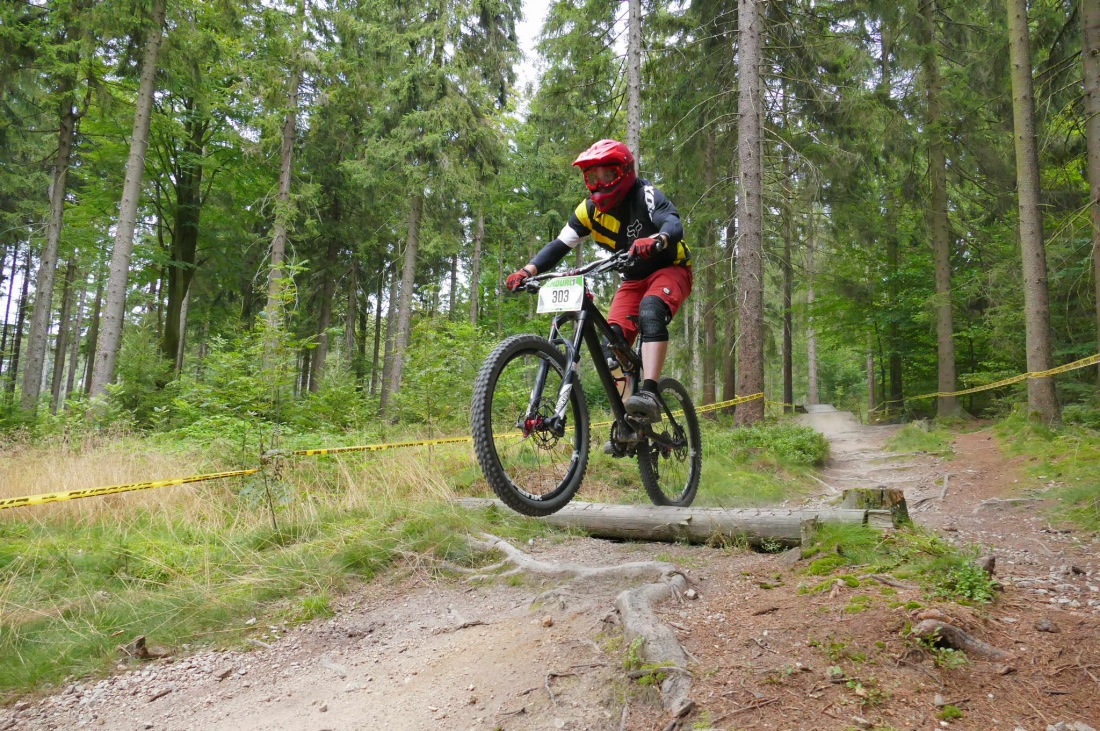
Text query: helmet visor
582 165 624 191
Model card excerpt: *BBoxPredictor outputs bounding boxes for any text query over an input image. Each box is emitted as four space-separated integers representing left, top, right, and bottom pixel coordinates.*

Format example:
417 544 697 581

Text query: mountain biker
505 139 693 426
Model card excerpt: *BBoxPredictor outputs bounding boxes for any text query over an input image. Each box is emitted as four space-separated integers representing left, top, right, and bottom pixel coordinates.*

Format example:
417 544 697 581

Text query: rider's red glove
506 268 532 291
629 235 666 260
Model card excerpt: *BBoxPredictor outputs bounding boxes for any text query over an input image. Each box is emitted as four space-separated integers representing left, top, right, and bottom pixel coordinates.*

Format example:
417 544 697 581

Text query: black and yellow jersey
529 178 690 281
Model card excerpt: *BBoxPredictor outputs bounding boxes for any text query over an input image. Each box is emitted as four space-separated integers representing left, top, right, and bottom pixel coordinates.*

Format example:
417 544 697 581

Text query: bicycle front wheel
637 377 701 507
471 334 590 516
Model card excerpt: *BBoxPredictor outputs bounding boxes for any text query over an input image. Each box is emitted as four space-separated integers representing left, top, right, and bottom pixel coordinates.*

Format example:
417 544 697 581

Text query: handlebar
511 236 669 294
519 250 631 292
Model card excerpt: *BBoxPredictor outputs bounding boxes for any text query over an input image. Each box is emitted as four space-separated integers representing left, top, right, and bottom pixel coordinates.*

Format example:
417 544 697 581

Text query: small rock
975 555 996 576
1070 566 1085 575
993 663 1015 675
1035 618 1060 633
933 694 946 707
684 588 699 600
213 667 235 681
13 702 29 712
541 616 554 628
143 724 153 730
850 717 873 729
319 704 328 713
244 617 257 626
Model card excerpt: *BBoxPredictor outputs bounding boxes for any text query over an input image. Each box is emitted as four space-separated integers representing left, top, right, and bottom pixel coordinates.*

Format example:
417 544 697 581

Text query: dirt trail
3 413 1099 731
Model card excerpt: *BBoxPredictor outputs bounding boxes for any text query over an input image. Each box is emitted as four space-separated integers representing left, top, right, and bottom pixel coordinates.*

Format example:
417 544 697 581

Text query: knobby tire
637 377 701 507
471 334 590 516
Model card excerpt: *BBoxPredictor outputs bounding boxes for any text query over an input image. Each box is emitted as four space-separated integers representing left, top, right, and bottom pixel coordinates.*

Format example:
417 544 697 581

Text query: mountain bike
470 249 701 516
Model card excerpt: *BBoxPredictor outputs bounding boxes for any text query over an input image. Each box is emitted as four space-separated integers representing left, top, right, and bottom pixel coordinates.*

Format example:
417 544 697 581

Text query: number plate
537 276 584 313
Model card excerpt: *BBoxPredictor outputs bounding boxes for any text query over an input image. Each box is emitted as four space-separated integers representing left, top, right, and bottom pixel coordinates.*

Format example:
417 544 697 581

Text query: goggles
582 164 625 191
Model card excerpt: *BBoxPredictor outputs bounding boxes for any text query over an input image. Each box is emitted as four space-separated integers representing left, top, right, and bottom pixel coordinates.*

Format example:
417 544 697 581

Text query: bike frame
526 267 681 451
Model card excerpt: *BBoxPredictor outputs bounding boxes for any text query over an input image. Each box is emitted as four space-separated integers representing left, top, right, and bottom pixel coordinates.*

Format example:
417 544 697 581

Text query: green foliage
931 562 995 604
801 524 997 605
390 319 497 426
885 424 954 455
929 647 968 670
996 415 1100 531
936 705 964 721
711 422 831 467
0 442 564 697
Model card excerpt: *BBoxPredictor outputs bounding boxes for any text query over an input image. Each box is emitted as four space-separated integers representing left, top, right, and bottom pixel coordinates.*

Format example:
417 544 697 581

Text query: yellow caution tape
871 352 1100 412
285 435 474 457
696 392 765 415
0 469 261 512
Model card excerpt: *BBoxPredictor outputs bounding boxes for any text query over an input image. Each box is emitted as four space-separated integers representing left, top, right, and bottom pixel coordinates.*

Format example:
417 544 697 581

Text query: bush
709 422 830 467
1061 403 1100 430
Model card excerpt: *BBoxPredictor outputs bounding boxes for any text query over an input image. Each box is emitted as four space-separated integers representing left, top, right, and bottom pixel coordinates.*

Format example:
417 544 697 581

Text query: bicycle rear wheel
637 378 701 507
471 334 590 516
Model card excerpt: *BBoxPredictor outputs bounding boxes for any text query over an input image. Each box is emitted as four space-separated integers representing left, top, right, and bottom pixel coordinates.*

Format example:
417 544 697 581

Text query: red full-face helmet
572 139 637 212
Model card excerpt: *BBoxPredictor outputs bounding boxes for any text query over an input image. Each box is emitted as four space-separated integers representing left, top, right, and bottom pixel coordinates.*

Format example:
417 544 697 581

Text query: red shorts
607 265 693 344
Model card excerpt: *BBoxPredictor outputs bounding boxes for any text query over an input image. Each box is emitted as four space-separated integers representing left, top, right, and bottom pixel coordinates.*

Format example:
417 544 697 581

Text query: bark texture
22 94 78 409
385 193 423 411
807 229 819 404
921 0 959 418
88 0 166 399
735 0 765 425
161 101 207 368
1007 0 1059 422
469 210 484 325
626 0 642 169
1083 0 1100 393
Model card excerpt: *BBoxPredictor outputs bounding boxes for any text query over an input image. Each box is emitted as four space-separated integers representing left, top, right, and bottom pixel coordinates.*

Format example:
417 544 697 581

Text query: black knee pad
638 296 672 343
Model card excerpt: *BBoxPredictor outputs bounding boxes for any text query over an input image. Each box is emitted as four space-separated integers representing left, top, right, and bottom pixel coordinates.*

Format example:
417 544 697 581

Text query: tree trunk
83 279 103 395
161 100 205 369
686 297 700 397
626 0 642 168
867 332 877 414
263 0 305 358
735 0 765 426
1007 0 1059 422
370 265 385 395
66 302 85 408
88 0 166 400
49 261 77 414
310 236 340 392
378 258 400 409
882 24 904 409
470 210 484 326
0 243 18 383
456 499 893 548
702 128 717 408
22 93 79 409
921 0 959 418
174 282 189 372
722 217 737 412
7 251 32 397
345 258 358 371
1083 0 1100 394
807 224 819 405
384 193 424 417
782 196 794 413
448 252 459 318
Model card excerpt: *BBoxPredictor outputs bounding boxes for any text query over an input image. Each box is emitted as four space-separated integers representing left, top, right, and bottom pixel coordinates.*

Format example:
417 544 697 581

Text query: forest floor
2 412 1099 731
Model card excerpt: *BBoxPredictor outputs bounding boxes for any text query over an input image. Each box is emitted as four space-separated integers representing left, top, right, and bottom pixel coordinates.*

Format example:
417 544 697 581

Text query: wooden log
455 499 876 548
841 488 910 526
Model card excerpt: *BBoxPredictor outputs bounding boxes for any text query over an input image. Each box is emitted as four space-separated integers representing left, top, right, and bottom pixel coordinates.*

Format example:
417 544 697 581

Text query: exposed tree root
469 533 694 716
911 619 1011 661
